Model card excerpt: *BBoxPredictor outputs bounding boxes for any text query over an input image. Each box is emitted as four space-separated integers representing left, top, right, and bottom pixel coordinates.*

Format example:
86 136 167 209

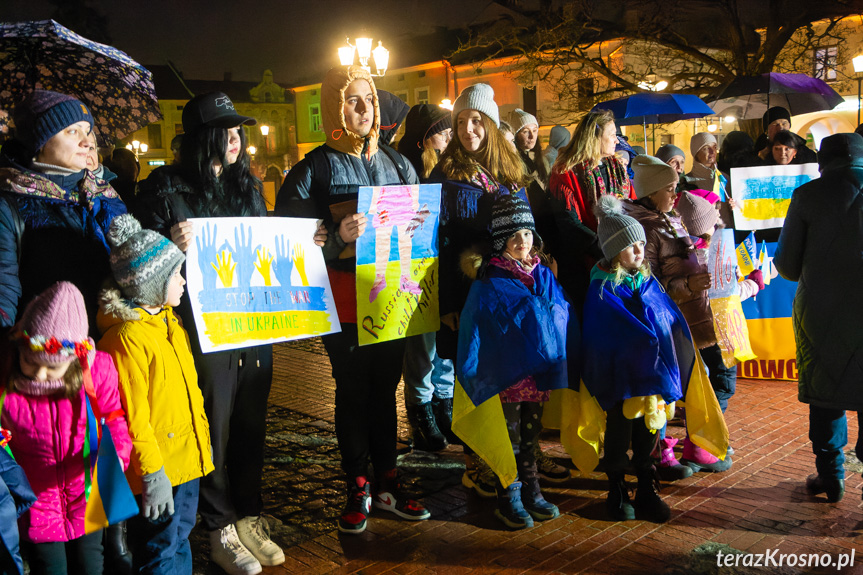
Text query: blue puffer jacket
0 447 36 575
0 165 126 332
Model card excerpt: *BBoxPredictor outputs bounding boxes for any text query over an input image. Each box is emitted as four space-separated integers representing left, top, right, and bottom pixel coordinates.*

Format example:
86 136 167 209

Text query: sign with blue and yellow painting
186 217 340 353
730 163 819 230
355 184 441 346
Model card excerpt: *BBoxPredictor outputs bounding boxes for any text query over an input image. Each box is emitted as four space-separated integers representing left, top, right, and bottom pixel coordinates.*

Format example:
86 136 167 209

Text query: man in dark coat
774 132 863 503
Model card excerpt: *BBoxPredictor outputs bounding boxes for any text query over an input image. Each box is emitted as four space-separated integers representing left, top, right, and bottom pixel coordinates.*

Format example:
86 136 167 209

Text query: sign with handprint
185 217 340 353
356 184 441 346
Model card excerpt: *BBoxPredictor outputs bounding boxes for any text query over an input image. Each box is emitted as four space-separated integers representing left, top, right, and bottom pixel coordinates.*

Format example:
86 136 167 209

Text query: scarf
575 156 629 207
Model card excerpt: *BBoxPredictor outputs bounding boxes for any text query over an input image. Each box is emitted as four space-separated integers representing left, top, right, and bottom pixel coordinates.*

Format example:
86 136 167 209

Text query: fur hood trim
99 282 141 323
460 247 485 281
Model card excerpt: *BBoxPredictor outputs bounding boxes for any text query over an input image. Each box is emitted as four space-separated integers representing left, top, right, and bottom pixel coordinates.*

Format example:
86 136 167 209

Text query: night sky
1 0 492 85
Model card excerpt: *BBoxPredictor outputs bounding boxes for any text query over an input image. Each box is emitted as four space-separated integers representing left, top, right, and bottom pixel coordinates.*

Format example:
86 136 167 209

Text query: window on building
814 46 838 81
310 104 322 133
415 87 430 105
577 78 595 112
395 91 409 104
148 124 163 149
175 123 184 135
418 70 426 78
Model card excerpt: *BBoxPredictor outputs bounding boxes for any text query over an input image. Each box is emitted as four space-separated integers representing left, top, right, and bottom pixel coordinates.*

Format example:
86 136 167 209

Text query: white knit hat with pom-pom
594 195 646 261
107 213 185 307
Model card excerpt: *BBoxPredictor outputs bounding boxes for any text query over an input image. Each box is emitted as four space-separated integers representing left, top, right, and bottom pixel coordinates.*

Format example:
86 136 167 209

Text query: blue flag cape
457 263 580 405
581 273 694 411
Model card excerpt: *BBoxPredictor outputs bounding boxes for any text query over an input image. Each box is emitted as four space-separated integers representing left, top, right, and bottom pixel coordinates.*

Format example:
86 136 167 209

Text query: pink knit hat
676 191 719 236
14 282 94 368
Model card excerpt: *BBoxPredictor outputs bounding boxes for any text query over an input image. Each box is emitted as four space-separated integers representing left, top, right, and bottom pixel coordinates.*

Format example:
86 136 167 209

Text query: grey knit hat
632 155 679 199
690 132 717 158
509 108 538 134
452 83 500 128
594 195 646 261
676 191 718 236
655 144 686 165
490 194 541 254
107 214 185 307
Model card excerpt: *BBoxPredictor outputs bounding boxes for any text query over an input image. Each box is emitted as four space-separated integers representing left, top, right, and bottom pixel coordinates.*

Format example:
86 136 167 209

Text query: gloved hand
747 269 765 291
141 467 174 521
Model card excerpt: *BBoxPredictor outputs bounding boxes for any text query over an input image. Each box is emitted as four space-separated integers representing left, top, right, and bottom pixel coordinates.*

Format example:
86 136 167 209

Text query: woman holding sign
134 92 286 574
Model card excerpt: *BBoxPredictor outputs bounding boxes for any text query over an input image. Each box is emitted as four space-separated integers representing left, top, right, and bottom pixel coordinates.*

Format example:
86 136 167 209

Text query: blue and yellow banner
730 164 819 230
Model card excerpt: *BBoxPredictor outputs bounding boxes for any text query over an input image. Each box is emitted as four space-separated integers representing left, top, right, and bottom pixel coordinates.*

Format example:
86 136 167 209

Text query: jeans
808 405 863 479
195 345 273 531
24 530 103 575
403 332 454 406
603 402 658 474
700 344 736 413
323 324 406 479
128 479 199 575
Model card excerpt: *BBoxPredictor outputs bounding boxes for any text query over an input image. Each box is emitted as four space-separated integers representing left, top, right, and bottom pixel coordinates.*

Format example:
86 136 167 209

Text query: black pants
700 344 736 413
196 344 274 531
322 324 406 479
501 401 544 488
23 531 103 575
603 402 658 474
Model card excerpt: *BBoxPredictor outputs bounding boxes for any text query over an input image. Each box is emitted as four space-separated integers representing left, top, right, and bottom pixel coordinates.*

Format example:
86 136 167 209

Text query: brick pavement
204 340 863 575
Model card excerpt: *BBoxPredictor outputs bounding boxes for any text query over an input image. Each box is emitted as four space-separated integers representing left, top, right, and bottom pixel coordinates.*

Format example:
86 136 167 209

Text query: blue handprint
272 235 294 288
196 222 219 290
232 225 261 289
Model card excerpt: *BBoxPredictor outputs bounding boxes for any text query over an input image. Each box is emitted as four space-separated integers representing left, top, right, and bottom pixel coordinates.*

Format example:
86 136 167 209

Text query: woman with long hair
134 92 287 575
548 110 632 309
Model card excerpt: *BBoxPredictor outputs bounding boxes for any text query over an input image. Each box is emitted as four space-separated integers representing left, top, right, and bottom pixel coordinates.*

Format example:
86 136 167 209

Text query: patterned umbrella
0 19 161 146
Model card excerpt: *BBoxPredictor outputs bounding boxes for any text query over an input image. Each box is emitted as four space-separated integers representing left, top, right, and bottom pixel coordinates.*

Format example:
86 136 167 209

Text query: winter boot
606 472 635 521
462 456 497 498
534 444 572 483
406 402 448 452
103 521 133 575
633 469 671 523
806 473 845 503
432 396 460 445
681 437 732 472
520 474 560 520
653 437 693 481
495 482 534 530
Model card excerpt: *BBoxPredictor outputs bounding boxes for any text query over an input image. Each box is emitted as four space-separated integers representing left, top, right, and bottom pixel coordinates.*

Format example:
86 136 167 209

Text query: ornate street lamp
125 140 148 160
339 37 389 76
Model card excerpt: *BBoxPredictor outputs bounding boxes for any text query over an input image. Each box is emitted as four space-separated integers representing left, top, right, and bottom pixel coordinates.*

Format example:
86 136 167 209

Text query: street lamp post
260 125 270 153
853 55 863 126
338 37 389 76
125 140 148 160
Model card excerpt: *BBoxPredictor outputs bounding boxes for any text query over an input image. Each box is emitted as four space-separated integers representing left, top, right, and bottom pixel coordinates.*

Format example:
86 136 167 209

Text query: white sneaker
209 524 263 575
236 515 286 566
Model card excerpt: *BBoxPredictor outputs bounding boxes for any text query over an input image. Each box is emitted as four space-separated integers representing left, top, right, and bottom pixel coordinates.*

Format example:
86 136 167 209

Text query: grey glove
141 467 174 521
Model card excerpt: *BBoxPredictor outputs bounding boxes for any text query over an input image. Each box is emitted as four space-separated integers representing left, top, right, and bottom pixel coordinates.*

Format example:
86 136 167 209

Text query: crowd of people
0 63 861 575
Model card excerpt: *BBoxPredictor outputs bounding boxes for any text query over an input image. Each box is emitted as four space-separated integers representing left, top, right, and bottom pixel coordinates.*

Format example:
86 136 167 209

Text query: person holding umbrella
0 90 126 332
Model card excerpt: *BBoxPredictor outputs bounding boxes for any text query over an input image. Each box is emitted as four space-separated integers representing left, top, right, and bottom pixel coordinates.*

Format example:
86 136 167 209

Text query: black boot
633 469 671 523
432 396 460 445
103 521 133 575
606 472 635 521
406 402 448 452
806 473 845 502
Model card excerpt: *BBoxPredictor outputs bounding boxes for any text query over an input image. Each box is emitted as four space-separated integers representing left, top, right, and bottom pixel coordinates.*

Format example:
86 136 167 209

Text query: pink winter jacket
0 351 132 543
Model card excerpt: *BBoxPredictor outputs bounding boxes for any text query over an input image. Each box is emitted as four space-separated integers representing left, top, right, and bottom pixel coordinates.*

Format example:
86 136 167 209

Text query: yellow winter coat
96 286 214 494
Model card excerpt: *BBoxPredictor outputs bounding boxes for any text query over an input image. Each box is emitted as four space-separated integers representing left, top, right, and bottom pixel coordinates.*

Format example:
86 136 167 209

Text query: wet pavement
190 338 863 575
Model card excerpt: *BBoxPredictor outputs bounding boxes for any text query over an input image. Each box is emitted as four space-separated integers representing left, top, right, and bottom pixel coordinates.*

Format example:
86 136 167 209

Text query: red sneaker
373 469 430 521
338 476 371 534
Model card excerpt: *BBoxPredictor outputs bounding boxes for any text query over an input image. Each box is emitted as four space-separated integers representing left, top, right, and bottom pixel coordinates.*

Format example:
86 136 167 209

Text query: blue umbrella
591 93 715 153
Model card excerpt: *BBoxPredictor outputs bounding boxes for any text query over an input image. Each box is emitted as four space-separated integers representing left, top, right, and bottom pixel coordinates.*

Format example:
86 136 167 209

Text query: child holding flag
98 214 213 575
456 195 579 530
582 195 693 522
1 282 132 575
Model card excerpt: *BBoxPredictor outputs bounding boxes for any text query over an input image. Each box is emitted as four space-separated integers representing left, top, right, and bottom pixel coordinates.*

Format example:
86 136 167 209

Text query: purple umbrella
0 19 161 146
706 73 844 119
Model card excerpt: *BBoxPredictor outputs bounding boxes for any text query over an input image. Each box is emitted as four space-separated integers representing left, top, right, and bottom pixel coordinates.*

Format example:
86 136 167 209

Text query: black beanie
490 194 542 254
377 90 410 146
762 106 791 132
400 104 452 150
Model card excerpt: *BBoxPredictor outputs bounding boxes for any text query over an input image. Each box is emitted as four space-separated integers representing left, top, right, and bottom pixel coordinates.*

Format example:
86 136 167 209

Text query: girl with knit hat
97 214 213 575
456 194 578 529
582 195 691 523
1 281 132 574
624 156 732 474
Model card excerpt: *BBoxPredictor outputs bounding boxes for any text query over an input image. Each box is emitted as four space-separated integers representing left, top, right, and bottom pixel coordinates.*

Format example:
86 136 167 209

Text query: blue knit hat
14 90 94 155
107 214 185 307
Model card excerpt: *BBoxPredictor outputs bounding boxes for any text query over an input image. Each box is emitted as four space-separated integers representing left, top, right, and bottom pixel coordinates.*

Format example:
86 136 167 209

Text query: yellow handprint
212 249 236 288
292 243 309 287
255 247 274 286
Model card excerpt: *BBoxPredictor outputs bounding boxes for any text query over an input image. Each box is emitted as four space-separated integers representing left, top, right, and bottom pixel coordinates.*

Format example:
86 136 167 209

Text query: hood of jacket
96 283 155 333
322 65 380 158
548 125 571 150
